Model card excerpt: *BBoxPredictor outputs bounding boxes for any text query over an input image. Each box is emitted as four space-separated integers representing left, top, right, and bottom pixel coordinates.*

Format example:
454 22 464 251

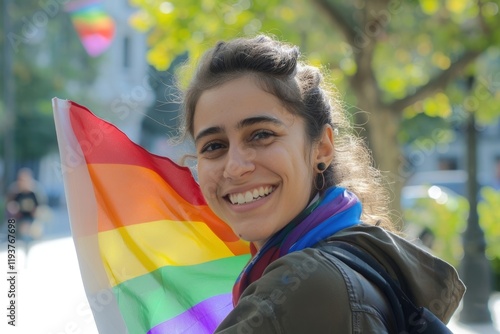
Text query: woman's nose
223 146 256 179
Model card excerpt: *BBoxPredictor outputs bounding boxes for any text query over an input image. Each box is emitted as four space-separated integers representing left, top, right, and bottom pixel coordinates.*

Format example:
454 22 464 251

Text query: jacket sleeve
214 248 353 334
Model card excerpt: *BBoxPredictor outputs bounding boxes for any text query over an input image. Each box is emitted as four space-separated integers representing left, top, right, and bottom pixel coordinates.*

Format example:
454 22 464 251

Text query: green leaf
420 0 439 15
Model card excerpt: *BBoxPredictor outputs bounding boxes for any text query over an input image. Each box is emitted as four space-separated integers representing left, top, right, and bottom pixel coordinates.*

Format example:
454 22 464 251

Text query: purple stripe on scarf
147 294 233 334
280 189 358 254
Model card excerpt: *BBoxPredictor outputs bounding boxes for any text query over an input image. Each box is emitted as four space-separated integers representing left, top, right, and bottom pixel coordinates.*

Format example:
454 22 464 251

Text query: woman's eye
251 130 274 141
200 142 225 154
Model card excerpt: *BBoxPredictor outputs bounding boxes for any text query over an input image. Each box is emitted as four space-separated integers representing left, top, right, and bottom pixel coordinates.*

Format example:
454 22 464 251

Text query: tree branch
312 0 357 46
350 1 391 111
477 0 492 35
388 50 483 112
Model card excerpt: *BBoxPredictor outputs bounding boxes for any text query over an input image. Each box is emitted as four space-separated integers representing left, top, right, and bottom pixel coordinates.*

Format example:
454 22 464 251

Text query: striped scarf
232 186 362 304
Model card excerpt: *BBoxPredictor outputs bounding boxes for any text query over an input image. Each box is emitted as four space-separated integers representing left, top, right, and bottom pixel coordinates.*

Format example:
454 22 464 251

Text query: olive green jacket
215 224 465 333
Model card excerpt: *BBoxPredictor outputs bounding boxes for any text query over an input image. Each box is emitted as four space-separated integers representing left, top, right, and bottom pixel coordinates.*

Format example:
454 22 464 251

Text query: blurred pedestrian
6 167 47 242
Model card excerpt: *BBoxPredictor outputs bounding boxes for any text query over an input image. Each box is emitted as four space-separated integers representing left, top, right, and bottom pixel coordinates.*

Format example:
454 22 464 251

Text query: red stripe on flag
68 101 206 206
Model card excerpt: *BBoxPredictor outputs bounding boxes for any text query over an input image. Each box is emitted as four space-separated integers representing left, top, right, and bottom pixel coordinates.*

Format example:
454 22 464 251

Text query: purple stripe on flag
147 293 233 334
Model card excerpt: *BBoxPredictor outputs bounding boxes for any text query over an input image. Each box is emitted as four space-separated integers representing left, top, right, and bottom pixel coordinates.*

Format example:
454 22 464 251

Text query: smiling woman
179 35 465 333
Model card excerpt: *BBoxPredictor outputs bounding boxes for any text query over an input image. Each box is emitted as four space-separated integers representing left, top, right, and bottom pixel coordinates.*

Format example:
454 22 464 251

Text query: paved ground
0 237 99 334
448 295 500 333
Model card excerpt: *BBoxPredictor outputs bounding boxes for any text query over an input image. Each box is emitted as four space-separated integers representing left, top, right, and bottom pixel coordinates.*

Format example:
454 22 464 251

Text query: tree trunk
355 99 404 225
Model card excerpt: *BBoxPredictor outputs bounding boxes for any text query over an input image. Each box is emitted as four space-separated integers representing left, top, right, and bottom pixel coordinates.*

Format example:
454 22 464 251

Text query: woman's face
193 75 317 249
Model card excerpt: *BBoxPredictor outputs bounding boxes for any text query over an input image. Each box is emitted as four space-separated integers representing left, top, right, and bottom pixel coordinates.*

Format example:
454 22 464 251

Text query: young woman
181 35 465 333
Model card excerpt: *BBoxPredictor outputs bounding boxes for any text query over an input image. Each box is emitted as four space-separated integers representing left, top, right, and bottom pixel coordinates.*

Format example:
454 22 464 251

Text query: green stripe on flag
113 254 250 333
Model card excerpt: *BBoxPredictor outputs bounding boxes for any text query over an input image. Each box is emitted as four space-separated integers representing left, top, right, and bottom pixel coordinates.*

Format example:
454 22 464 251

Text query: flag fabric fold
52 98 250 333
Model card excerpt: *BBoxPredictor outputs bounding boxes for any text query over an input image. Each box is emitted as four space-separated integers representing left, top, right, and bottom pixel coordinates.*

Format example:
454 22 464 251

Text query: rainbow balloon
52 98 250 333
65 0 115 57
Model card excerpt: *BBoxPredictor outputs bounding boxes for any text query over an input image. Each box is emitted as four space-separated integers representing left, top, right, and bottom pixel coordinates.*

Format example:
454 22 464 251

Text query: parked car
401 184 467 253
404 170 468 197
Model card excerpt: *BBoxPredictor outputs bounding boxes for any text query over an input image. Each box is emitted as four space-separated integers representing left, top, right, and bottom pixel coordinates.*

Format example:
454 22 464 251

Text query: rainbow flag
65 0 115 57
52 98 250 333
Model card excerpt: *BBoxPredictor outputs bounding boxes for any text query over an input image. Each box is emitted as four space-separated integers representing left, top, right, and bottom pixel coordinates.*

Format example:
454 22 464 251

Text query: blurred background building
37 1 154 209
403 118 500 195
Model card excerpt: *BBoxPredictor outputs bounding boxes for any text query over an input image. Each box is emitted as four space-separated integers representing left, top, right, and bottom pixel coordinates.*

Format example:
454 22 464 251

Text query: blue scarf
233 186 362 304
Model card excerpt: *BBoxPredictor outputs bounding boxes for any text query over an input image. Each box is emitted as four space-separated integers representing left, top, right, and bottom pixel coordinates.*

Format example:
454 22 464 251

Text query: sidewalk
448 293 500 334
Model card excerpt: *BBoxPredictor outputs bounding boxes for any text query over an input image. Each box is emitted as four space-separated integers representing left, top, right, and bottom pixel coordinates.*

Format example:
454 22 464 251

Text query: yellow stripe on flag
98 219 237 286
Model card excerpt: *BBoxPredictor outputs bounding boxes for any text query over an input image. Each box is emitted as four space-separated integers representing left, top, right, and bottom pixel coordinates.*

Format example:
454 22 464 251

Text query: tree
130 0 500 217
0 1 100 177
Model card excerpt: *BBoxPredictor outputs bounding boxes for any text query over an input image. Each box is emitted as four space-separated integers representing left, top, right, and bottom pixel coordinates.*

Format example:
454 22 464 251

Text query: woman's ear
314 125 335 167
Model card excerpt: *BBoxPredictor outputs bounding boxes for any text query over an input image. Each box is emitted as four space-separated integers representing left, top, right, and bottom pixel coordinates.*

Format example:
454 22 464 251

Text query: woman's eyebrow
236 115 285 129
194 126 223 144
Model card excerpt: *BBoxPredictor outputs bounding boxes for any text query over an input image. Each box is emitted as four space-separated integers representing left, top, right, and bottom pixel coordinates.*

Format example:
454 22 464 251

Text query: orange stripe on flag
88 163 246 252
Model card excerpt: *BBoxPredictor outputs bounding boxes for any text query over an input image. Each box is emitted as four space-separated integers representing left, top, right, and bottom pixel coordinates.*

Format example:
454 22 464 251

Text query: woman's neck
251 192 322 251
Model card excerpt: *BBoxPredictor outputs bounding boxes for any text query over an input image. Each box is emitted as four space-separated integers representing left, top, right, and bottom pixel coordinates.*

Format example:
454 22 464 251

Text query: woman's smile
225 185 276 205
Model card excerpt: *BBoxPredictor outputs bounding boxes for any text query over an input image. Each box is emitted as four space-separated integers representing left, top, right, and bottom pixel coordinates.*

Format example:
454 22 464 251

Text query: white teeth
228 186 274 205
237 193 245 204
245 192 253 202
